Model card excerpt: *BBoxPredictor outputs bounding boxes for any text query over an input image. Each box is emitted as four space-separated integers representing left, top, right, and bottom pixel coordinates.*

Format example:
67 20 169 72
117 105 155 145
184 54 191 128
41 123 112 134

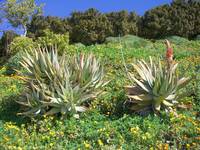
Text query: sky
36 0 172 17
0 0 172 36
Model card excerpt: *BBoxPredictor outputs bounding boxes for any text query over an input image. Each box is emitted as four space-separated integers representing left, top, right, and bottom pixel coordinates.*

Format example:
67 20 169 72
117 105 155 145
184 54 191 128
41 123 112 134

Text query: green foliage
36 30 69 54
1 36 35 74
0 38 199 149
165 36 189 44
28 9 139 45
140 1 200 39
69 8 113 45
0 111 199 149
18 47 107 117
28 16 70 38
0 30 18 57
105 35 152 48
26 2 200 44
3 0 43 36
4 51 25 75
195 35 200 41
0 2 5 24
140 4 172 38
175 56 200 112
9 36 35 55
106 11 139 36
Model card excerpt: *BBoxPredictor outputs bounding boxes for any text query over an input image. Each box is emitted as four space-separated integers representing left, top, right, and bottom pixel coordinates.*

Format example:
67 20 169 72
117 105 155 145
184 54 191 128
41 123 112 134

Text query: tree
106 10 139 37
0 30 18 57
27 16 70 38
189 1 199 38
140 1 200 39
128 11 140 35
107 10 129 36
140 4 172 38
3 0 43 36
69 8 112 45
27 15 50 38
170 2 191 37
46 16 70 34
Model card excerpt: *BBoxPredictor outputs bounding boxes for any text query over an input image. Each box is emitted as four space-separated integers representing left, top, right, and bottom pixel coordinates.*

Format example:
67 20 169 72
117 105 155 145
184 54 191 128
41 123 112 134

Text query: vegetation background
0 0 200 149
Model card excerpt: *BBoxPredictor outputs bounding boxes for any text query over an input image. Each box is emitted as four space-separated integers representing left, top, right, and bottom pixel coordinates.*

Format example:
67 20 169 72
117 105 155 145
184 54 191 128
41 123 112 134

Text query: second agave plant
125 40 191 114
18 46 108 118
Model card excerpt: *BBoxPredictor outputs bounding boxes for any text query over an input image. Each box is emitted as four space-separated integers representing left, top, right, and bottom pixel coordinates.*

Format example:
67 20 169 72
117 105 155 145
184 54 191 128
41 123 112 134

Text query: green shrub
165 36 189 45
9 36 35 55
0 111 199 149
177 56 200 106
140 2 200 39
69 8 113 45
36 30 69 54
195 35 200 41
1 37 35 75
105 35 152 49
73 42 85 48
0 31 18 57
4 51 25 75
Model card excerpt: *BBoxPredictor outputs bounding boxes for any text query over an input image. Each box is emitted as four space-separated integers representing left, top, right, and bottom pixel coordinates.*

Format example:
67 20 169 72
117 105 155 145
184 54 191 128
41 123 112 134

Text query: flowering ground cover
0 37 200 149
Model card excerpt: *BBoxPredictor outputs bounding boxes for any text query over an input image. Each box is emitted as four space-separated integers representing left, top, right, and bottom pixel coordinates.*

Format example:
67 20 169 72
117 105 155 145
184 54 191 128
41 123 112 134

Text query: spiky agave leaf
125 57 191 114
18 46 108 117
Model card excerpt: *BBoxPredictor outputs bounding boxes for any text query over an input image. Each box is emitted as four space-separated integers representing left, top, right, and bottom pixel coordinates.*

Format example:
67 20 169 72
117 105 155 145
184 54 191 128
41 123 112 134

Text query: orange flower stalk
165 40 174 68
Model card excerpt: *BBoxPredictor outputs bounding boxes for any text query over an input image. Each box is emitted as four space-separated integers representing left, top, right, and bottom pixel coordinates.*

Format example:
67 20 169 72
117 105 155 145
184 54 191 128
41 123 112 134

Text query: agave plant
18 47 107 117
125 40 191 113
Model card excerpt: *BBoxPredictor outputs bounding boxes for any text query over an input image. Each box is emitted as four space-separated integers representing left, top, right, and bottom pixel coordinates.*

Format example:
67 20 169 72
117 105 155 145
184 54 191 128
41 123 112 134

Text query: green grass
0 37 200 149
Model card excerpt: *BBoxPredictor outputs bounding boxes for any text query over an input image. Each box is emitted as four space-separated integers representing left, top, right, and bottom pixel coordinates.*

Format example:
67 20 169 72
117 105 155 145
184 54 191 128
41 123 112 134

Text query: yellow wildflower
98 139 103 146
130 126 140 134
186 144 190 149
84 141 91 149
49 130 56 137
17 147 23 150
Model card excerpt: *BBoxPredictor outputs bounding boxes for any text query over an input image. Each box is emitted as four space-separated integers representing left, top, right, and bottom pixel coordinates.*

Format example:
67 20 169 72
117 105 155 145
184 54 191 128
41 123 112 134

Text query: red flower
165 40 173 62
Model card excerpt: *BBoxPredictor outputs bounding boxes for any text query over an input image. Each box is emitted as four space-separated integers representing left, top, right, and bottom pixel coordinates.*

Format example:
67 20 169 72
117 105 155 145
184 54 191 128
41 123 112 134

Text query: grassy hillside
0 36 200 149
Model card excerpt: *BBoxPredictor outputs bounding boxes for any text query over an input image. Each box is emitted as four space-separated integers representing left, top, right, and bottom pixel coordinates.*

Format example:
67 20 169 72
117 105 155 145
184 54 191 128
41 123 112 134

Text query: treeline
140 0 200 39
25 0 200 45
1 0 200 47
27 9 139 45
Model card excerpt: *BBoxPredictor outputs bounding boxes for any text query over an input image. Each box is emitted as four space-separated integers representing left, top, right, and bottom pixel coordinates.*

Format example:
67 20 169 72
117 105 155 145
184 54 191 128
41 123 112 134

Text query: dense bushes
25 1 200 45
36 30 70 54
140 1 200 39
105 35 152 48
139 4 172 38
28 9 139 45
2 36 35 74
69 8 113 45
9 36 35 55
27 16 70 38
106 10 139 37
0 31 18 57
1 31 71 74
